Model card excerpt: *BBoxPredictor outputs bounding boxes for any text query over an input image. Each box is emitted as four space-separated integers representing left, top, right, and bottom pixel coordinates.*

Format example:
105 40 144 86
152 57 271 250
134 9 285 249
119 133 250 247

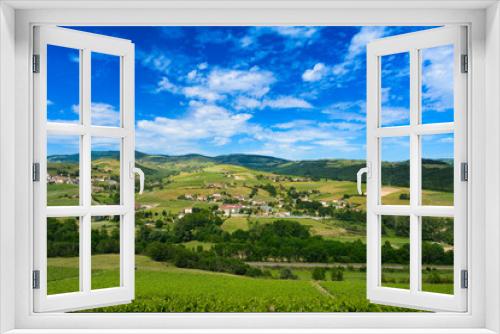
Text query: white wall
485 2 500 333
0 2 16 333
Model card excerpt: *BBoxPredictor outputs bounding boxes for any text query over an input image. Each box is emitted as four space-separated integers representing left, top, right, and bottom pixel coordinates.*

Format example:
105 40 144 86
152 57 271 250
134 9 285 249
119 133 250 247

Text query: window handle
129 162 145 194
357 162 371 195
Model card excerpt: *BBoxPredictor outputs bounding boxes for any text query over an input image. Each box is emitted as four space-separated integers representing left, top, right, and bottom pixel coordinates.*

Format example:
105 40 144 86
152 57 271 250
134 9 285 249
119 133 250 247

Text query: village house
261 205 273 213
233 195 245 201
206 182 228 189
277 211 291 218
211 193 223 201
184 194 194 199
319 201 328 207
219 204 244 216
252 199 266 206
184 207 193 214
197 195 206 201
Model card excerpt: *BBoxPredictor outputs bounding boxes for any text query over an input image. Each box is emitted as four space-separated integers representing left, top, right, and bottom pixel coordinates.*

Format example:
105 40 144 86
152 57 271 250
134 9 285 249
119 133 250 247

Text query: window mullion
82 48 92 294
409 47 420 295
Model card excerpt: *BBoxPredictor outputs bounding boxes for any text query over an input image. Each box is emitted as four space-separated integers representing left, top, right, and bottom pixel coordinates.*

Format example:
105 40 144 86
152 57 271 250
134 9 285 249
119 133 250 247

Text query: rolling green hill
47 151 453 192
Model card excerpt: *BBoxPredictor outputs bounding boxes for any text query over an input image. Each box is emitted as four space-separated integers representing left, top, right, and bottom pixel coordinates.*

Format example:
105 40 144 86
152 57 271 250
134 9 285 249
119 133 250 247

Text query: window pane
47 133 80 206
91 52 121 127
421 45 454 124
91 137 121 206
421 216 454 295
381 215 410 290
381 137 410 205
91 215 121 290
421 134 454 206
47 45 80 124
381 52 410 127
47 217 80 295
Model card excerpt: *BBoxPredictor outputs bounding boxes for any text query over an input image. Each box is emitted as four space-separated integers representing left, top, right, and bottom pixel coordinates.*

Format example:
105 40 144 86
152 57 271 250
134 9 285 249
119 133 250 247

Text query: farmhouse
184 207 193 214
197 195 206 201
319 201 328 207
211 193 223 201
252 199 266 205
184 194 194 199
219 204 244 216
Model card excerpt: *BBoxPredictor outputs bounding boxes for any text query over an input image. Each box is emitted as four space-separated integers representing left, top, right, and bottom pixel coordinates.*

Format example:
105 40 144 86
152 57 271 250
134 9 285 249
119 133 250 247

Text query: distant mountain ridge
47 151 454 192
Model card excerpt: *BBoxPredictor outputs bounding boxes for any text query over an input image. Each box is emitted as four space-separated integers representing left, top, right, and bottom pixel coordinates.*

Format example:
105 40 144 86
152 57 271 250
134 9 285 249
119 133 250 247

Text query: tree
331 266 344 281
155 219 164 229
312 267 326 281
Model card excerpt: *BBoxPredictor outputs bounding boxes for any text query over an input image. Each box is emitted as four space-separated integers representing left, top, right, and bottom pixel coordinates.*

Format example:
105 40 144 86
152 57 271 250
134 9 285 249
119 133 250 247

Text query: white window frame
1 1 499 333
32 26 136 313
366 26 467 312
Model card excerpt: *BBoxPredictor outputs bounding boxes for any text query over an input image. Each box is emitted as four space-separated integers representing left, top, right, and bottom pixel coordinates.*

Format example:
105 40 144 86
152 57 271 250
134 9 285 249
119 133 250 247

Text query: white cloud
267 26 319 39
302 63 329 82
141 53 171 73
347 27 387 60
187 70 198 81
421 45 454 113
91 136 121 150
437 137 454 144
273 120 315 129
47 100 54 105
182 86 224 101
207 67 275 98
234 96 262 110
240 36 254 48
197 62 208 70
155 77 180 94
321 101 367 122
238 137 255 144
211 137 232 146
380 107 410 126
321 122 366 131
331 27 389 83
90 103 121 127
135 104 260 152
265 96 313 109
234 96 313 110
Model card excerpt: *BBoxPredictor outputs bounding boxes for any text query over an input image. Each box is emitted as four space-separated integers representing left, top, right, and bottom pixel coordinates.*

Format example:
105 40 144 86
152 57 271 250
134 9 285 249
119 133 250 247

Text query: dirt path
381 187 402 196
310 281 335 298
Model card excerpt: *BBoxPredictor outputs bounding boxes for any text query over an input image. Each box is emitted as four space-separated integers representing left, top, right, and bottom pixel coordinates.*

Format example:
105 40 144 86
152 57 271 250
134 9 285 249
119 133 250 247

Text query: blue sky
46 26 455 162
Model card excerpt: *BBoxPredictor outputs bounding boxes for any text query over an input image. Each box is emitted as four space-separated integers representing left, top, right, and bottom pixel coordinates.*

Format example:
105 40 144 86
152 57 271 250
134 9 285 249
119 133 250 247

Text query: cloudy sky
46 26 454 162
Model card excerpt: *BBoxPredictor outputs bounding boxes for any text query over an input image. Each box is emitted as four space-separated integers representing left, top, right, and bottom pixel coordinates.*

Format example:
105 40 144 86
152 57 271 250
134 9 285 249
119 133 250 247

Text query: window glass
421 45 454 124
381 137 410 205
47 134 80 206
381 52 410 127
421 216 454 295
421 134 454 206
91 215 121 290
91 137 121 206
91 52 121 127
47 45 80 124
381 215 410 290
47 217 80 295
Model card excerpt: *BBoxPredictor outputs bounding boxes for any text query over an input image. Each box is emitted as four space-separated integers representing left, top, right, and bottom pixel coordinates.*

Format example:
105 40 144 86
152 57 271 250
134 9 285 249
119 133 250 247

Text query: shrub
155 219 164 228
331 266 344 281
279 267 297 280
312 267 326 281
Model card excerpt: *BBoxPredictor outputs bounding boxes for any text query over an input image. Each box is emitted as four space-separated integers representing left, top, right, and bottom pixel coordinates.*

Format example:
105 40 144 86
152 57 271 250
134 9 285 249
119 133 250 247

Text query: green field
46 255 453 312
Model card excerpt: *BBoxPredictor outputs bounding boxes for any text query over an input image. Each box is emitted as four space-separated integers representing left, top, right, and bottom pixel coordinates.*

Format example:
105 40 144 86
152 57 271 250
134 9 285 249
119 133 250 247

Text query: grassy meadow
47 255 454 313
